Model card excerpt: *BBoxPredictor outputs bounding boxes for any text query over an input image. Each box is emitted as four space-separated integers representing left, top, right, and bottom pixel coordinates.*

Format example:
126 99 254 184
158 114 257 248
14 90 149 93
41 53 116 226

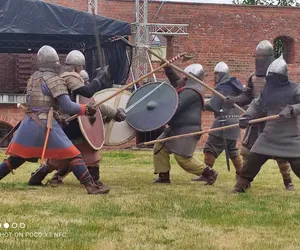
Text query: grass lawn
0 149 299 250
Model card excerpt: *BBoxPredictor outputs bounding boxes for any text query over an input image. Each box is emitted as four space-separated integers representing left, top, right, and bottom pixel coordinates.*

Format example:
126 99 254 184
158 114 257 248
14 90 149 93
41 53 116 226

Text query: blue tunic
6 115 80 159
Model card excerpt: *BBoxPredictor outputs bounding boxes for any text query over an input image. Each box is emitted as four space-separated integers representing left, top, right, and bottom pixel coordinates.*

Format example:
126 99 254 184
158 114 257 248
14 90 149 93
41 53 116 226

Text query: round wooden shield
77 95 105 150
126 82 178 132
93 88 136 146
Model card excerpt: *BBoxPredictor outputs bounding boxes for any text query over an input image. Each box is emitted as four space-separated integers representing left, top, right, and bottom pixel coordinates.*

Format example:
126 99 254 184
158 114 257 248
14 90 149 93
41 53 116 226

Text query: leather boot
231 155 243 179
276 159 294 191
47 166 70 186
88 167 111 192
192 174 208 182
71 162 110 195
201 166 218 185
284 178 295 191
83 181 110 195
47 172 64 186
88 167 100 185
192 153 216 182
28 164 50 186
231 177 251 194
153 171 171 184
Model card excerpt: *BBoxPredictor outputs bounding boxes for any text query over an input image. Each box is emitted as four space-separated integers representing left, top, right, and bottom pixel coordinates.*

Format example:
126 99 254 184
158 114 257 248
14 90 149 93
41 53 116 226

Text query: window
273 36 294 64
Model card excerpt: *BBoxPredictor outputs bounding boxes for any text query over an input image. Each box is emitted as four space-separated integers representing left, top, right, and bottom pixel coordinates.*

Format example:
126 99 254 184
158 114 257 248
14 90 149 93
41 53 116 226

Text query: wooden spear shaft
17 104 54 162
147 48 246 113
65 53 187 123
140 115 280 146
41 107 53 163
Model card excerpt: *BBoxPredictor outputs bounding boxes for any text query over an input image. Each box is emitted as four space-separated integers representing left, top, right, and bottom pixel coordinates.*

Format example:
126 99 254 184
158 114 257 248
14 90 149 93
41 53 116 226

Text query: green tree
232 0 299 6
273 38 283 59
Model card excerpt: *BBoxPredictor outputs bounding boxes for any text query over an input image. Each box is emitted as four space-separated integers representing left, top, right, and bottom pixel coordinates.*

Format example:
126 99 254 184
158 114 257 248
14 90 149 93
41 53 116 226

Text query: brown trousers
47 139 101 171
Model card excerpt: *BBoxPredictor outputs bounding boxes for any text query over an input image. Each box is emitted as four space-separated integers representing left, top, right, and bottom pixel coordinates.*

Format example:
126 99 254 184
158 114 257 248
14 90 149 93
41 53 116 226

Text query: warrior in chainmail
153 64 218 184
28 50 126 193
193 62 244 182
227 40 294 191
0 46 106 194
232 56 300 193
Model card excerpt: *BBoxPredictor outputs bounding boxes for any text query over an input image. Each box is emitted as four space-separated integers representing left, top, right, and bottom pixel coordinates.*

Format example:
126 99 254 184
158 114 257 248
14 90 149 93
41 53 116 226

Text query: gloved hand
114 108 127 122
279 105 294 120
239 116 250 129
85 103 97 116
88 116 96 125
222 97 235 109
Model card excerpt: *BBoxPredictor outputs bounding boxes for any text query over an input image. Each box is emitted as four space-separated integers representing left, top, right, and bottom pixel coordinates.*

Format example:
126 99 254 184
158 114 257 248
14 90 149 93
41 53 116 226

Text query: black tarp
0 0 132 85
0 0 131 37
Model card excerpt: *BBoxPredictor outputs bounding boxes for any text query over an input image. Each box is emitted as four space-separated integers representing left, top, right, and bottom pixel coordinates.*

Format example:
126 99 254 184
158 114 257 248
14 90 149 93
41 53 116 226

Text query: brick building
0 0 299 148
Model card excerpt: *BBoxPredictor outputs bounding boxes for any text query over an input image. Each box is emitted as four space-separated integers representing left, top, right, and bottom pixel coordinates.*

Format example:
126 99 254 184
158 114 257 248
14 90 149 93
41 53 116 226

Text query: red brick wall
99 1 300 82
1 1 299 149
43 0 87 11
0 105 24 127
101 1 300 148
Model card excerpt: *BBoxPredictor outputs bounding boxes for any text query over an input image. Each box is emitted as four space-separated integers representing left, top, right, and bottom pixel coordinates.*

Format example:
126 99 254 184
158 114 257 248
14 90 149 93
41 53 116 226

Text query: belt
36 113 47 119
28 100 55 107
217 115 240 119
26 112 45 127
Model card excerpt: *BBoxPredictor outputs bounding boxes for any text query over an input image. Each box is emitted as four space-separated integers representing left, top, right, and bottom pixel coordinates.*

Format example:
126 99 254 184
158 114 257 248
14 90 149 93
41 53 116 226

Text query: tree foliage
274 38 283 58
232 0 300 6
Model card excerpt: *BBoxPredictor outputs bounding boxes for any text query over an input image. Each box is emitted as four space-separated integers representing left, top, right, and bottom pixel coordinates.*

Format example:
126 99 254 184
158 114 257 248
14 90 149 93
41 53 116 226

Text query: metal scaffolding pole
88 0 98 14
132 0 189 84
134 0 149 81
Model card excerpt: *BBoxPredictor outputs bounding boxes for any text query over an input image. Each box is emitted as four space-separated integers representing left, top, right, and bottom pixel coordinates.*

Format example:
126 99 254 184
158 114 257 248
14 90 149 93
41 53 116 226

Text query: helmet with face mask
255 40 275 77
266 55 288 85
266 55 288 76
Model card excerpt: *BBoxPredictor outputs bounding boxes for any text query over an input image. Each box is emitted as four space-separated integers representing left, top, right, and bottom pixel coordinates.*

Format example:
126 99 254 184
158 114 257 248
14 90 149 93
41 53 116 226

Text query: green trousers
153 142 205 175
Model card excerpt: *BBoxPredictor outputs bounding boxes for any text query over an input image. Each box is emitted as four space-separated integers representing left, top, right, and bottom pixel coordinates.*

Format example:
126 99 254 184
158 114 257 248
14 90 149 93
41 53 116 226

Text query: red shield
77 95 105 150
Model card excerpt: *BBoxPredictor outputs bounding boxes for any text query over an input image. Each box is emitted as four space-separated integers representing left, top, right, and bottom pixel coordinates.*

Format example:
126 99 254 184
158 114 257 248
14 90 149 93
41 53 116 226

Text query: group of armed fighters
0 45 127 194
152 39 300 194
0 40 299 195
